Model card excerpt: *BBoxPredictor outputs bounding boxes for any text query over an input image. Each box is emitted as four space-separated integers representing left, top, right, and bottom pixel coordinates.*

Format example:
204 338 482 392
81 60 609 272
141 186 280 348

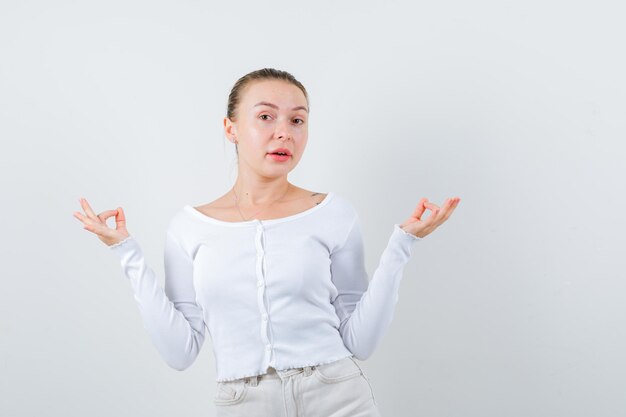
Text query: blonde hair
226 68 309 123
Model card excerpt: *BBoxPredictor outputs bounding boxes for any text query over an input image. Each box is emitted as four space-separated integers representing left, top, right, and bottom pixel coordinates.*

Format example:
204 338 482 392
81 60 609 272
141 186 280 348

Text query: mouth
267 148 292 156
267 152 291 162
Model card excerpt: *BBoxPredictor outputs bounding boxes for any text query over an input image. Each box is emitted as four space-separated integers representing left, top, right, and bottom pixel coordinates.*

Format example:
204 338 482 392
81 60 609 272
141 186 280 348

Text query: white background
1 0 625 416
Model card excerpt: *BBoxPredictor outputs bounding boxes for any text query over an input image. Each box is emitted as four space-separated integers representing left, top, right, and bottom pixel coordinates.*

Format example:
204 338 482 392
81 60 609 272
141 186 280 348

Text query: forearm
110 237 205 370
339 224 420 359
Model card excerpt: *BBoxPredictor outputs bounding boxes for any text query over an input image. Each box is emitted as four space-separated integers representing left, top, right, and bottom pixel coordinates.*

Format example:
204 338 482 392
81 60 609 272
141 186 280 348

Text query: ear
223 116 237 141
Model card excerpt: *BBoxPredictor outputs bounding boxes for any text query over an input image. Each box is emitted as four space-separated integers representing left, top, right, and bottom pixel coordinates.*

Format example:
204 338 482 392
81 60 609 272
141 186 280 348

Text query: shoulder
327 192 356 211
166 205 200 242
325 192 359 223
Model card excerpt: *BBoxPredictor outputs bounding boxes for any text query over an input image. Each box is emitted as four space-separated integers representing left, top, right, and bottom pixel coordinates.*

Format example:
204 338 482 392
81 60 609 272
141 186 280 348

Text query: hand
400 197 461 238
73 197 130 247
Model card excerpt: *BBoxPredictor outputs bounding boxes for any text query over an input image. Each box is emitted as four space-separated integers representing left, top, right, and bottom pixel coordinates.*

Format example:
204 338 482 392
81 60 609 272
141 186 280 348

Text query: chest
191 228 336 308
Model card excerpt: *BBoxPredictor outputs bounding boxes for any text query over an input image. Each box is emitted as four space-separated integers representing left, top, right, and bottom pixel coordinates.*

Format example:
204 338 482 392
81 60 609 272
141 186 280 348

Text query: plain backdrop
1 0 625 416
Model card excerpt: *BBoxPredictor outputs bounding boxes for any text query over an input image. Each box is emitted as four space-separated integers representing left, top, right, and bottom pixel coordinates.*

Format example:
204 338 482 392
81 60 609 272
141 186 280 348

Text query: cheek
244 120 269 132
297 136 308 150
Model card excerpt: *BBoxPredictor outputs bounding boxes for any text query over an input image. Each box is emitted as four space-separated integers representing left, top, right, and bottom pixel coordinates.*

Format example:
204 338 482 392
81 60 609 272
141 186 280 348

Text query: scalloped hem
108 235 134 248
394 223 422 241
215 354 355 383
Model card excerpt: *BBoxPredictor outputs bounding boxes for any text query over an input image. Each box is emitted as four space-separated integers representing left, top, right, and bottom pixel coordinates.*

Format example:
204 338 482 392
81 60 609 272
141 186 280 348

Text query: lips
268 148 292 156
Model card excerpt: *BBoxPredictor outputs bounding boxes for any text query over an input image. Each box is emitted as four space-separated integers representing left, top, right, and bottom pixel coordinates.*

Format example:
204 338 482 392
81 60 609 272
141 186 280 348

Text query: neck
231 177 292 207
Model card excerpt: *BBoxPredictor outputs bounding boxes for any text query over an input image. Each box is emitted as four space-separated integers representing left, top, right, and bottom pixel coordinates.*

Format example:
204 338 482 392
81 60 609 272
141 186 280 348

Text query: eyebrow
253 101 309 113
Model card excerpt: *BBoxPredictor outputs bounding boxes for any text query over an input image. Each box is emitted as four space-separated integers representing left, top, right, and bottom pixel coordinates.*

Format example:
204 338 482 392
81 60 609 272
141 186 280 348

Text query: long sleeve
109 231 206 371
330 215 421 360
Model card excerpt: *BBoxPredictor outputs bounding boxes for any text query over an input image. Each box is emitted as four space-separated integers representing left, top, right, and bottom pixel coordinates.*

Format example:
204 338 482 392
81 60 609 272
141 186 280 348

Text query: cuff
393 224 422 242
109 236 140 259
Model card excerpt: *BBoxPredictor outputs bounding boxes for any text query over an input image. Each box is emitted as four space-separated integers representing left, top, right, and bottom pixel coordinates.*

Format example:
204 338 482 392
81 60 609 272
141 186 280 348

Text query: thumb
98 210 120 224
115 207 127 232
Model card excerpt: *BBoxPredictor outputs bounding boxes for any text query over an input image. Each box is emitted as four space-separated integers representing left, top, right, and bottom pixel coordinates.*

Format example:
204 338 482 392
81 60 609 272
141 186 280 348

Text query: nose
275 119 293 141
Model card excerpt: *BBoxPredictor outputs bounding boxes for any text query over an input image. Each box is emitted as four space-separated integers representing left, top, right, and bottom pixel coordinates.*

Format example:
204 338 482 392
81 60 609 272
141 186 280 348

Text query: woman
73 68 460 417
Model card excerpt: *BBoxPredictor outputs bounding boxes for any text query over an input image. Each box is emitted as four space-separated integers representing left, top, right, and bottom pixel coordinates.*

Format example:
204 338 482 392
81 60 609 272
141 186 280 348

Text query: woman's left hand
399 197 461 238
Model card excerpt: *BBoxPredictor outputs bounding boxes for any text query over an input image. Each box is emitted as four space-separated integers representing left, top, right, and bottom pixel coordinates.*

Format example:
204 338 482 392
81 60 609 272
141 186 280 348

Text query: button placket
255 221 273 363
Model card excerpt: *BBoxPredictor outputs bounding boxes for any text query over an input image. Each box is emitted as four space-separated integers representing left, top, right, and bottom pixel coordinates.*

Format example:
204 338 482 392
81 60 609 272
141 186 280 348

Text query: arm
109 231 206 370
330 215 421 360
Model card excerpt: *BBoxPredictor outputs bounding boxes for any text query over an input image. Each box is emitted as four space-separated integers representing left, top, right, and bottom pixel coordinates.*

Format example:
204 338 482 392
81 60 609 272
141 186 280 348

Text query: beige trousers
213 356 382 417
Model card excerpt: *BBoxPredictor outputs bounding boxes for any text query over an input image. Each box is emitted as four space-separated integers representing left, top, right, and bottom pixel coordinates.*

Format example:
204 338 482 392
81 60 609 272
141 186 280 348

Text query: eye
293 118 305 124
259 114 271 120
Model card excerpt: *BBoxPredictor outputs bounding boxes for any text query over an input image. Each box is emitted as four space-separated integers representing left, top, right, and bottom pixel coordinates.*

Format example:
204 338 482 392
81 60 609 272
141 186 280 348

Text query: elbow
339 323 375 361
348 346 373 361
341 334 375 361
152 331 204 371
161 345 200 371
166 356 195 371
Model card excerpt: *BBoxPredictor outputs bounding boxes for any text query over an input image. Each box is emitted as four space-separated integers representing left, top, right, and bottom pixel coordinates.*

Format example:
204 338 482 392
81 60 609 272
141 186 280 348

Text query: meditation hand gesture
73 197 130 247
400 197 461 239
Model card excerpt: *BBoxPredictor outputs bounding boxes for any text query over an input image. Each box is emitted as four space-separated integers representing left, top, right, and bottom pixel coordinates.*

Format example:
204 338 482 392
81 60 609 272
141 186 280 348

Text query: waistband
241 364 316 386
222 356 356 387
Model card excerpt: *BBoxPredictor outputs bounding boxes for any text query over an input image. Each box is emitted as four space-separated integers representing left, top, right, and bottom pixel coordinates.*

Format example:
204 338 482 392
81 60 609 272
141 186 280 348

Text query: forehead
240 80 307 108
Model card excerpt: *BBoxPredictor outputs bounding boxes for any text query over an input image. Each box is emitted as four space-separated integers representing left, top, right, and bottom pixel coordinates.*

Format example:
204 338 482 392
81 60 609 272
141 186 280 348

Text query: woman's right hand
73 197 130 247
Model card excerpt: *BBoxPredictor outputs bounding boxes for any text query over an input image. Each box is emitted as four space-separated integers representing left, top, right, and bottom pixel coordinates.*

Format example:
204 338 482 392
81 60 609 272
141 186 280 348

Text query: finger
73 211 87 223
115 207 127 231
423 201 440 210
432 197 460 225
435 200 453 224
81 221 114 239
440 197 460 222
423 201 440 216
97 210 120 224
410 198 429 220
79 197 99 221
422 201 441 223
73 211 101 228
80 216 106 234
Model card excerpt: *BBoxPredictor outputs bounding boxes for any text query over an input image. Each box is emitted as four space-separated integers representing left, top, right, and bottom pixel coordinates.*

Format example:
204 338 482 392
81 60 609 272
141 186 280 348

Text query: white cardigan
109 192 421 382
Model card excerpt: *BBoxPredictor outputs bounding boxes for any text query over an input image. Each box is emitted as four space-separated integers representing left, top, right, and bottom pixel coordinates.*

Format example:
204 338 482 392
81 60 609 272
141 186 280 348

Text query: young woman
74 68 460 417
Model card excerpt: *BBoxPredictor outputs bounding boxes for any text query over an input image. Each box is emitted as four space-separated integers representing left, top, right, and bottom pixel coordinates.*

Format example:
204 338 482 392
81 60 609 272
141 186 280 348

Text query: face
224 79 309 178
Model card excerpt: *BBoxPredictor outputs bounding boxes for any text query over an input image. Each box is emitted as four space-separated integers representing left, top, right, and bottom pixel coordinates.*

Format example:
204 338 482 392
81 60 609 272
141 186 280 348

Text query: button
265 344 272 350
262 313 268 321
257 280 264 287
257 252 263 258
